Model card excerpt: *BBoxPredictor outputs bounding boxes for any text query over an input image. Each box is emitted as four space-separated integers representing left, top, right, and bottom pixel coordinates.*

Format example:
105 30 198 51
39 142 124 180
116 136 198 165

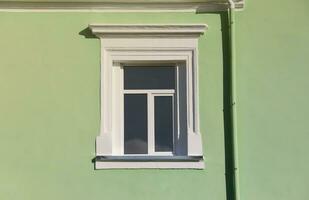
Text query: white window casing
89 24 207 169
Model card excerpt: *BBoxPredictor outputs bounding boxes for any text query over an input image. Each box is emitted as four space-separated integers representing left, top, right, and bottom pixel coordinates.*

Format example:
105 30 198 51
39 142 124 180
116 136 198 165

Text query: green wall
1 0 309 199
236 0 309 199
0 12 227 200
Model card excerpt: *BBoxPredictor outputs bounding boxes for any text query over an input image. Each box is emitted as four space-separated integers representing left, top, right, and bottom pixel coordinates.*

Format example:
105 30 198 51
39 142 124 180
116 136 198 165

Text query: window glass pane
154 96 174 152
124 66 175 89
124 94 148 154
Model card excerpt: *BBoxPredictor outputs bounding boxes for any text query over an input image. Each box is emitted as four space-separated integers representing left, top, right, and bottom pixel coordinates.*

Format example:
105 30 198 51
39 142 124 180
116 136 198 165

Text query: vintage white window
89 24 207 169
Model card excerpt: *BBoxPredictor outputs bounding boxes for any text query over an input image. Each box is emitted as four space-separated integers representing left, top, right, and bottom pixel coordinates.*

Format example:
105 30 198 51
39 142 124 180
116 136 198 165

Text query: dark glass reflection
154 96 174 152
124 94 148 154
124 67 175 89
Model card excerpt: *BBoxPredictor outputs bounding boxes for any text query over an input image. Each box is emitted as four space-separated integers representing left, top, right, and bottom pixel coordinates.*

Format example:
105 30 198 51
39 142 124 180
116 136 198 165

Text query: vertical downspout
227 1 240 200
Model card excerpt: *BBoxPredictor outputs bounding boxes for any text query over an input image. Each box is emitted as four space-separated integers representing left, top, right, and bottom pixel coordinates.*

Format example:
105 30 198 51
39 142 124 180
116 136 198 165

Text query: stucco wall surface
0 12 226 200
1 0 309 199
236 0 309 199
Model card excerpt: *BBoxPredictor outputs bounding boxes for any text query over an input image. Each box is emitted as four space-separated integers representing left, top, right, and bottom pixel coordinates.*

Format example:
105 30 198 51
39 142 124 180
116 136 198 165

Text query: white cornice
0 1 244 12
89 24 207 38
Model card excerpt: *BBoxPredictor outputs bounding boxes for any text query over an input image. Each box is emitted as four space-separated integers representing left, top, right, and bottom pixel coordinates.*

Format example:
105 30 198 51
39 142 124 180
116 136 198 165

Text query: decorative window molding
89 24 207 169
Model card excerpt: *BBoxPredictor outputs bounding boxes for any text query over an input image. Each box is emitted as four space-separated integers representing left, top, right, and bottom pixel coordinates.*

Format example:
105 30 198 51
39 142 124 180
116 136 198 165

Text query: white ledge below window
90 24 207 169
95 156 204 169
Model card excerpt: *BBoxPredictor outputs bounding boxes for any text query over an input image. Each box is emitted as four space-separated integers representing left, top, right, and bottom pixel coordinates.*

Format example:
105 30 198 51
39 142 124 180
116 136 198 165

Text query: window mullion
147 92 155 155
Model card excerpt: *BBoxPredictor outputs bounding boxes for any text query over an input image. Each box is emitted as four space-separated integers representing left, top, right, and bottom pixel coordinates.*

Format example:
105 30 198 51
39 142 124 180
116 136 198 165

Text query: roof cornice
0 1 244 12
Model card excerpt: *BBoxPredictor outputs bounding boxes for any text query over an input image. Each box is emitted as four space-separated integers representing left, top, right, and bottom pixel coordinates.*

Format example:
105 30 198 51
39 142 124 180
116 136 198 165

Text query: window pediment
89 24 207 38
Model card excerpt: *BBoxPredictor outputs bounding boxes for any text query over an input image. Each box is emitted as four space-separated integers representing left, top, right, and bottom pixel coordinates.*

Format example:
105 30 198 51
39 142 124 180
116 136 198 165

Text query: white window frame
89 24 207 169
123 87 175 156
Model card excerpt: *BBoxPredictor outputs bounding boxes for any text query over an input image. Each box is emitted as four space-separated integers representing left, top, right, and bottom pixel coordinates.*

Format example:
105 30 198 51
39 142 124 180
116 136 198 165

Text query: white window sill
95 156 205 169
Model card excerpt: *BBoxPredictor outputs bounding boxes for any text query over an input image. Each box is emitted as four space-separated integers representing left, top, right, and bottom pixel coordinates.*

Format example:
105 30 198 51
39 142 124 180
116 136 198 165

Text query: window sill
95 156 204 169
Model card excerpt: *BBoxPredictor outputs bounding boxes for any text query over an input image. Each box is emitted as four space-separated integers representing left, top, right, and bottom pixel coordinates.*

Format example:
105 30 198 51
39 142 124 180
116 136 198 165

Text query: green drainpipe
228 1 240 200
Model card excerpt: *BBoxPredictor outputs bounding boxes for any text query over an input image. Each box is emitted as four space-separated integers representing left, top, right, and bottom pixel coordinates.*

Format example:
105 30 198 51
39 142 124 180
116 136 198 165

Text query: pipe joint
228 0 235 9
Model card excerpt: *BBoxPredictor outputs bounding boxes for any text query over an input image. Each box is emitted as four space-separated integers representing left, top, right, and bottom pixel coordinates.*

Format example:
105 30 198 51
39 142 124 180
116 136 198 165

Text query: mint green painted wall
1 0 309 199
236 0 309 199
0 13 227 200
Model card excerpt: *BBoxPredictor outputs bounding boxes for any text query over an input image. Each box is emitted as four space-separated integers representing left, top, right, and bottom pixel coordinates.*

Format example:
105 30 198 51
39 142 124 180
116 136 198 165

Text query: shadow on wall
198 9 237 199
79 27 96 38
